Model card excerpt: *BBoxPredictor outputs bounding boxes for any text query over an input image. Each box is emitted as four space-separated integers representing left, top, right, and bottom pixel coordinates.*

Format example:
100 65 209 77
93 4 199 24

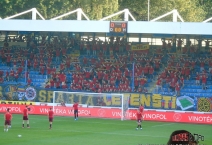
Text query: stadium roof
0 8 212 38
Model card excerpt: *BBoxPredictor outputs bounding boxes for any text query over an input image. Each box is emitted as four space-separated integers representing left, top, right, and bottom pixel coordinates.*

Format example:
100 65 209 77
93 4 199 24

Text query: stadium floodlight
53 91 129 120
50 8 90 20
150 9 184 22
4 8 45 20
99 9 136 21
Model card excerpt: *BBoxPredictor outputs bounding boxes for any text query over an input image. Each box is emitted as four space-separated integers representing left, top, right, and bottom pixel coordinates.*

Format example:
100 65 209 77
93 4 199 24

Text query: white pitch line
152 123 175 127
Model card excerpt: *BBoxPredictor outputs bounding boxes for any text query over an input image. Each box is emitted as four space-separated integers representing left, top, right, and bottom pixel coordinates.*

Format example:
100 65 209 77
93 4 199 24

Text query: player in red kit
136 109 143 130
48 108 54 129
73 101 79 120
22 106 30 128
139 104 144 114
4 108 12 132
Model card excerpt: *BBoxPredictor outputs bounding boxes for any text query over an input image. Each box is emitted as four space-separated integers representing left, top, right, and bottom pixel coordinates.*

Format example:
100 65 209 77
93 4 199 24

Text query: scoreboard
109 21 127 33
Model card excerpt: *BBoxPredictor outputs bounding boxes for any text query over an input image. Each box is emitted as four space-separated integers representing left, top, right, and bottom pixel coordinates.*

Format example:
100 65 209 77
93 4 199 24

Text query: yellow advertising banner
131 43 149 51
0 100 35 105
70 50 80 57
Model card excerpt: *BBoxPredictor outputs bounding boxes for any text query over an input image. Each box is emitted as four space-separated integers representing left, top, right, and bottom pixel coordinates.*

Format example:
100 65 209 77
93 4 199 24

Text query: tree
0 0 119 20
198 0 212 21
0 0 209 21
119 0 207 22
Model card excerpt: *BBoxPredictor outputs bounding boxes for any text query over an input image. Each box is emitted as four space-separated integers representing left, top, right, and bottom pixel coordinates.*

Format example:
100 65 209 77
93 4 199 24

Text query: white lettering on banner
144 114 167 120
55 109 67 114
112 112 137 118
133 113 136 118
0 106 21 112
188 116 212 122
68 110 73 114
124 112 136 118
9 107 21 112
112 112 122 117
39 108 49 113
0 106 6 111
78 110 90 115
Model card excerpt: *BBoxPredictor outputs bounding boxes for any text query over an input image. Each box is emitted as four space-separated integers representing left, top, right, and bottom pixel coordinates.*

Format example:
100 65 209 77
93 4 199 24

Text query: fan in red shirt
22 106 30 128
0 76 4 83
136 109 143 130
149 65 154 80
175 82 181 96
156 78 163 93
73 101 79 120
202 74 207 90
48 108 54 129
140 77 147 90
196 72 200 85
14 71 19 82
4 108 12 132
27 77 32 86
59 72 66 83
9 69 14 81
61 82 68 89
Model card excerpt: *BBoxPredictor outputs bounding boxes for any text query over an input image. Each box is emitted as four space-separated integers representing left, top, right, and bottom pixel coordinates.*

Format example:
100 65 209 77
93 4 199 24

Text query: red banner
0 104 212 124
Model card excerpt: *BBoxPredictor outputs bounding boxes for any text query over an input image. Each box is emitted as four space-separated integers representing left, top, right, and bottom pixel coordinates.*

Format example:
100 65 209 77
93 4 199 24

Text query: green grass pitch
179 98 193 108
0 114 211 145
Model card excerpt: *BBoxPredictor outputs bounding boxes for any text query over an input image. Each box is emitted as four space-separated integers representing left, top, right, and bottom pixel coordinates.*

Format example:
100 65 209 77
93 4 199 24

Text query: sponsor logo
25 87 36 101
16 85 26 101
98 109 106 117
173 113 182 122
28 105 35 113
172 132 204 142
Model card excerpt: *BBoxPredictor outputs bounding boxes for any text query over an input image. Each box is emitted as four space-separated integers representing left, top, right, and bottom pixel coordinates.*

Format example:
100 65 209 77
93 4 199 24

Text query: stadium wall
0 84 211 112
0 104 211 124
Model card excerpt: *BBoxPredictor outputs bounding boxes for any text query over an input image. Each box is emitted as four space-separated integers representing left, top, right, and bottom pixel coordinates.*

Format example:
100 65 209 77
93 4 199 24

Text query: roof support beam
51 8 89 20
150 9 184 22
202 17 212 23
4 8 45 20
99 9 136 21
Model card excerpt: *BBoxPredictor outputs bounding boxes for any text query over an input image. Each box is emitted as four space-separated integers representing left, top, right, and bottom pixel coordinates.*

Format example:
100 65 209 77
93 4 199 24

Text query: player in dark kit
22 106 30 128
48 108 54 129
136 109 142 130
73 101 79 120
4 108 12 132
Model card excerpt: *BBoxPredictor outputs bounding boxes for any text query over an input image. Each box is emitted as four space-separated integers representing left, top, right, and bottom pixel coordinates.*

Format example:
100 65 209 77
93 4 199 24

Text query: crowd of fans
155 38 212 96
0 35 211 95
0 35 164 93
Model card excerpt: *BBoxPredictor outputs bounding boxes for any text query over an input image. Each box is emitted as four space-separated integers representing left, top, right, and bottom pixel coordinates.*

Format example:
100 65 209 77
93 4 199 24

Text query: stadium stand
154 38 212 98
0 34 212 97
0 35 159 93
